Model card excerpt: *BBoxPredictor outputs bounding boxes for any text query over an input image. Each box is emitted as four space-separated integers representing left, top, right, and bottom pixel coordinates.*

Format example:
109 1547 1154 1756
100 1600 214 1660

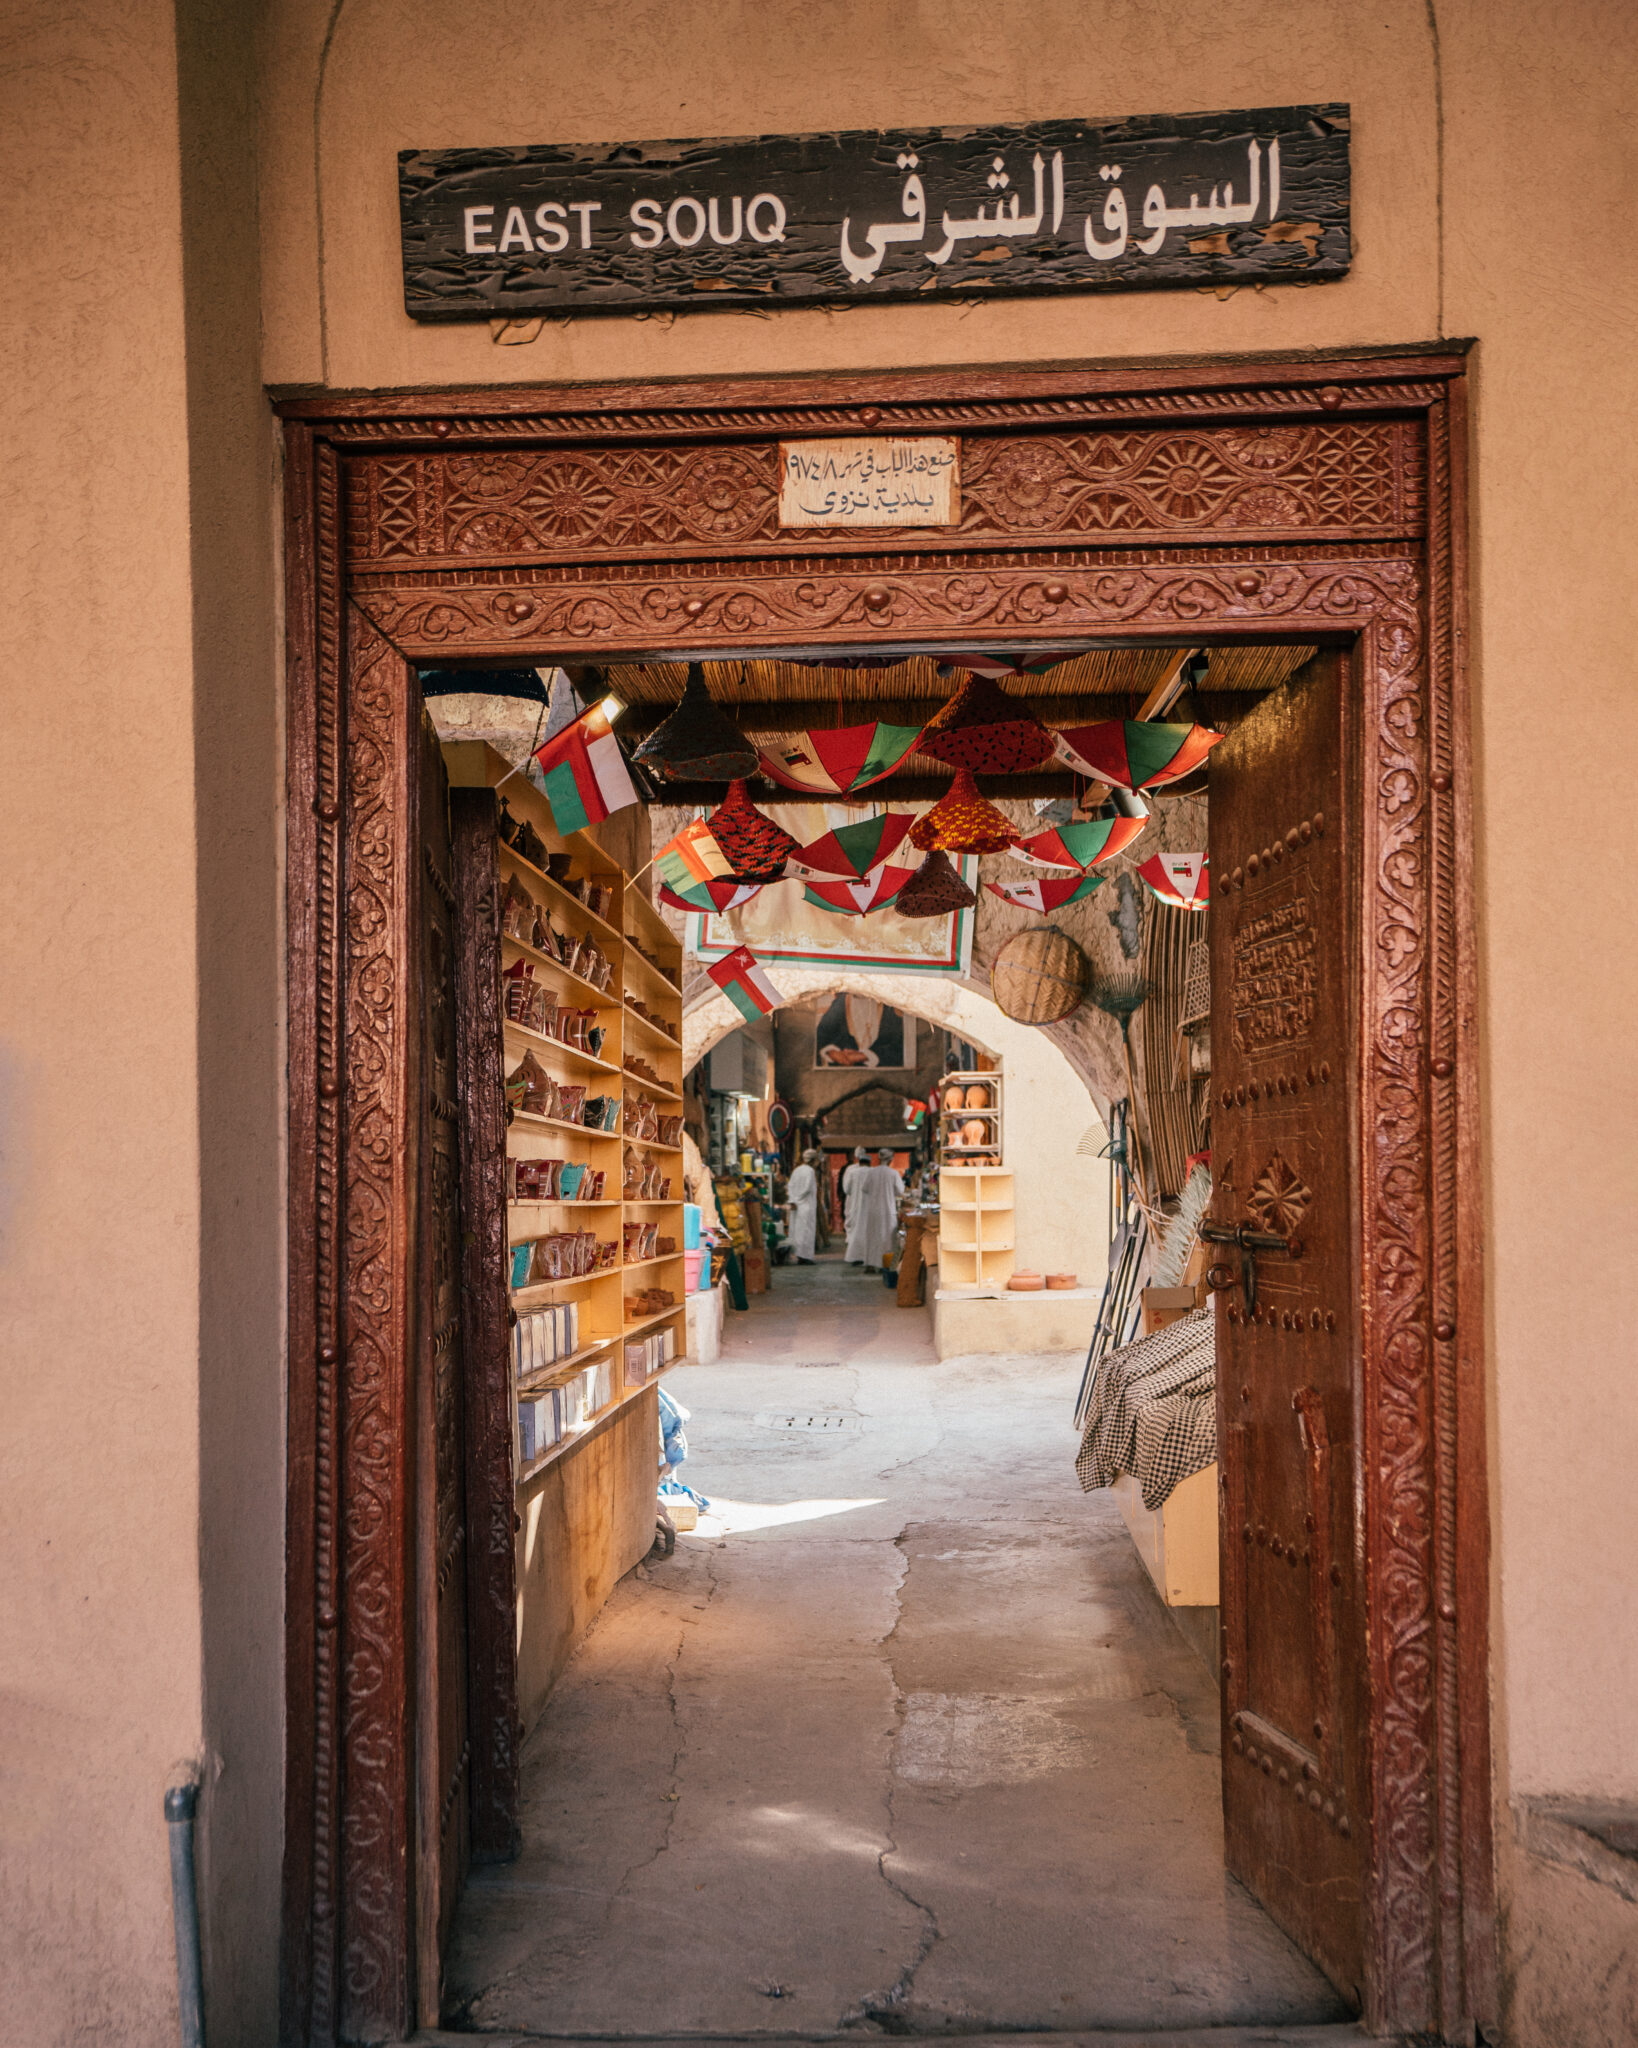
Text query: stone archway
683 966 1110 1278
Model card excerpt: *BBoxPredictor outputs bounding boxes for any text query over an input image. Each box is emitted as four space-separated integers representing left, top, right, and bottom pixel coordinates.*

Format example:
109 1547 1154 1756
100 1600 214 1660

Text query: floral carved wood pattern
344 419 1423 569
282 358 1489 2048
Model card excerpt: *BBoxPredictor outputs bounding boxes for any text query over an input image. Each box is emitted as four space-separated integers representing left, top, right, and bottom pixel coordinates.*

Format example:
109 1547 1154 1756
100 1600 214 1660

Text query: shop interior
418 639 1357 2034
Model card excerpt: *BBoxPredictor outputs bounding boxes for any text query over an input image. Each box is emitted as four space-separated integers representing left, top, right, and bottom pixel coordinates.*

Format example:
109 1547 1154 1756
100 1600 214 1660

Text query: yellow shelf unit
443 741 688 1492
936 1164 1016 1288
938 1068 1004 1165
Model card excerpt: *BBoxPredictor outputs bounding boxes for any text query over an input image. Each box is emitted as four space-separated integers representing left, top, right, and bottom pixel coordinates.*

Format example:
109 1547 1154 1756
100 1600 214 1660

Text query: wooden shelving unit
443 742 686 1507
937 1068 1004 1165
936 1164 1016 1288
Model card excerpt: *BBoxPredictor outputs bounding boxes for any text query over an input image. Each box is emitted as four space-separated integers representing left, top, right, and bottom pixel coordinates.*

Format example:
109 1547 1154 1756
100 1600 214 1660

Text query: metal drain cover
753 1410 860 1431
793 1359 843 1370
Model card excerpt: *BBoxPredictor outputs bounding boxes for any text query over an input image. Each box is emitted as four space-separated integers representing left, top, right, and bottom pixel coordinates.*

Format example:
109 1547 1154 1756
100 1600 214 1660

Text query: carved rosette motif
285 362 1485 2047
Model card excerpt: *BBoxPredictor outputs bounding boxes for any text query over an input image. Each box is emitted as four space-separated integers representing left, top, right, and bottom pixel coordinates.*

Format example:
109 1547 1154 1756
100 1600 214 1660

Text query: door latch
1199 1219 1300 1315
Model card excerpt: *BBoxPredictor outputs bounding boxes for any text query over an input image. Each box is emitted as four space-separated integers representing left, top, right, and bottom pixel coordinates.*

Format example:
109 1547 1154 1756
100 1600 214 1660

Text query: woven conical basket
991 926 1090 1024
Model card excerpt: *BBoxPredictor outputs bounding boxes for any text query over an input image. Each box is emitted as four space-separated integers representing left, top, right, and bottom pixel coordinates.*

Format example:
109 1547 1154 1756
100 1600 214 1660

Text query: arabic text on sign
777 439 961 529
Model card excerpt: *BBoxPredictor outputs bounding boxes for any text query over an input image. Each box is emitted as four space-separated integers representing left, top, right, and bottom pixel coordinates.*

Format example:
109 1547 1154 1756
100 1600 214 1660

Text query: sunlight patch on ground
682 1496 885 1538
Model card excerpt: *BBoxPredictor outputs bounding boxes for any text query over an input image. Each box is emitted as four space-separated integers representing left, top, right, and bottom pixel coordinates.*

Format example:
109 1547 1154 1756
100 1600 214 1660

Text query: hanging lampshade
632 664 758 782
1015 815 1149 871
986 872 1105 913
756 720 923 796
915 670 1054 773
791 811 917 880
908 766 1022 855
802 864 918 915
895 850 977 918
703 778 800 880
1052 719 1223 791
658 876 765 915
1138 851 1210 910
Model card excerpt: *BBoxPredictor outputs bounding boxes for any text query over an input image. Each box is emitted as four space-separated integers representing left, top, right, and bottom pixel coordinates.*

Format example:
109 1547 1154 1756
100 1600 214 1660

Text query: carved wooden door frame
277 348 1492 2044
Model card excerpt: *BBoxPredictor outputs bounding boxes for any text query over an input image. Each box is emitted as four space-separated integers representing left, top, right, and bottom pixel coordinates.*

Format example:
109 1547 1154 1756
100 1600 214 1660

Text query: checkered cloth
1075 1307 1217 1510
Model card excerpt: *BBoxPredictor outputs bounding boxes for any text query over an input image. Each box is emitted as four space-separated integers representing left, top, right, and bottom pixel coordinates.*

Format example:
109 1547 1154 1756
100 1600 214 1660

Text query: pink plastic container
684 1249 705 1292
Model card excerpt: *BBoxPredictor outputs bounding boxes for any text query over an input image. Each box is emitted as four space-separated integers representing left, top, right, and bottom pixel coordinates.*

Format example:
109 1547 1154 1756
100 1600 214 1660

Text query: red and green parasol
936 651 1070 682
791 811 917 880
802 865 918 915
985 872 1106 913
1138 852 1210 910
1015 815 1149 871
756 721 923 796
658 876 765 916
1052 719 1223 791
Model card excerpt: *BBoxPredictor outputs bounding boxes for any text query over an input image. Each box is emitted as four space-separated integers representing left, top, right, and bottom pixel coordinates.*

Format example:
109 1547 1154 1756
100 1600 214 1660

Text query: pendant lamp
1015 815 1148 871
895 850 977 918
915 670 1054 773
791 811 917 880
1052 719 1223 792
703 778 799 881
908 766 1022 855
632 664 758 782
1138 852 1210 910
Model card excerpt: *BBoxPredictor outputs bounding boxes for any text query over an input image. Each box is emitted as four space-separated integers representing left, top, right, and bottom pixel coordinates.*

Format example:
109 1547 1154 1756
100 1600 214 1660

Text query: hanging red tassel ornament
702 778 800 881
896 850 977 918
914 669 1054 773
908 766 1022 855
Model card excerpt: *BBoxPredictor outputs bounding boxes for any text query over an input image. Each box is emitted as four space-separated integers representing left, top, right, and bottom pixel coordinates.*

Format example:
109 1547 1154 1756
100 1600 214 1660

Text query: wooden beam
618 686 1254 742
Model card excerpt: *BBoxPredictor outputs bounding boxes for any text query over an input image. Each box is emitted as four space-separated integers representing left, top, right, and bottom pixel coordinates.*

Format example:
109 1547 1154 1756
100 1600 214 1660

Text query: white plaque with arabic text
778 437 960 528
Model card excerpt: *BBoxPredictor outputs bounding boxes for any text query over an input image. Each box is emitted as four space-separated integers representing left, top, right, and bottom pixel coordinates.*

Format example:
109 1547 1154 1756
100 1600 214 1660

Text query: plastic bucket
684 1249 705 1292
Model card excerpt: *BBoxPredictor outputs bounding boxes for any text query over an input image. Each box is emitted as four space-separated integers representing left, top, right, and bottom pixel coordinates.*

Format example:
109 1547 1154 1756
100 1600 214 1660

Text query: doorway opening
279 352 1490 2047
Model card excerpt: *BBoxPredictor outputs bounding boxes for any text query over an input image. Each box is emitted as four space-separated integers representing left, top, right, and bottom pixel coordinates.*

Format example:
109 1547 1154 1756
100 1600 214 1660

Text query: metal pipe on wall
164 1781 205 2048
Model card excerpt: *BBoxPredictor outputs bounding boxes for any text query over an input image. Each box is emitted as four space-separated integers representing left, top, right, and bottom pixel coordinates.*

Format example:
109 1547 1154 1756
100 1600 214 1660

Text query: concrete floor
445 1256 1353 2039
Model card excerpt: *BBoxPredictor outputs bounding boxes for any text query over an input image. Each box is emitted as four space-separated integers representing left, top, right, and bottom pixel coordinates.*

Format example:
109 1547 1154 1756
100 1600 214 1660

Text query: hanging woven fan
1052 718 1223 792
704 778 800 880
756 721 923 796
802 864 918 915
907 766 1022 855
1015 815 1149 871
791 811 917 880
915 670 1054 773
632 664 758 782
896 849 977 918
657 876 765 915
1138 851 1210 910
985 871 1106 913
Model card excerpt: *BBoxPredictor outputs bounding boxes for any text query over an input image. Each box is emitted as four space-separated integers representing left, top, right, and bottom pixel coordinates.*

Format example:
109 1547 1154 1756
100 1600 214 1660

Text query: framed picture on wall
814 996 913 1069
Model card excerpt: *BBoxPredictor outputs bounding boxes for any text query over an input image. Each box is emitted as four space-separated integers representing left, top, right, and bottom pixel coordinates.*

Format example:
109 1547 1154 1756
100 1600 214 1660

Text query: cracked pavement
444 1256 1349 2036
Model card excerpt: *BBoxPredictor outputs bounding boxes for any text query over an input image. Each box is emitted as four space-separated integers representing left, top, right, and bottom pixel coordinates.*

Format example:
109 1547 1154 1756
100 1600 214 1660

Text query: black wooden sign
399 105 1349 321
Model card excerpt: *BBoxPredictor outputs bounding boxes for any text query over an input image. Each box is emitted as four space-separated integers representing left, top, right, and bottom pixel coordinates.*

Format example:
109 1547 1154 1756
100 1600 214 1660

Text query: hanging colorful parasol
915 670 1054 773
657 876 765 916
802 864 918 915
1138 852 1210 910
1052 719 1223 791
936 651 1071 682
985 872 1106 913
907 767 1022 855
1015 815 1149 871
791 810 917 879
756 721 923 796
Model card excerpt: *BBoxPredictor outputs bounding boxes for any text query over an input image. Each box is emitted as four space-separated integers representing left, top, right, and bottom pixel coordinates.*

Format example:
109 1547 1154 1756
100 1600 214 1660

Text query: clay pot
964 1083 990 1109
1007 1272 1045 1291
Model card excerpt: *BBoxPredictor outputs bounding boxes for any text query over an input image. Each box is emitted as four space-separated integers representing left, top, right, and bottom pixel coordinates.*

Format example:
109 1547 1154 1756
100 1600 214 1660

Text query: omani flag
655 817 733 895
706 944 783 1023
531 704 637 835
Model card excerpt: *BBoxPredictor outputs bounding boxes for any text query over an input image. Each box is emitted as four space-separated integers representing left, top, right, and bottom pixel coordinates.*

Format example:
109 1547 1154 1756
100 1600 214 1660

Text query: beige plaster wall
0 3 205 2040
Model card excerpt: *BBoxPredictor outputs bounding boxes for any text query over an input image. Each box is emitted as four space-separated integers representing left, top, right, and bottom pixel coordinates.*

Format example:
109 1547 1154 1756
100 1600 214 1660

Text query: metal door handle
1199 1220 1300 1314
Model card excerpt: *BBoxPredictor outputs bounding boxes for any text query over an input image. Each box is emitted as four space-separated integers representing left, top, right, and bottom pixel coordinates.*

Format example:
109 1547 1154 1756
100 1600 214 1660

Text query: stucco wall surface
0 3 205 2041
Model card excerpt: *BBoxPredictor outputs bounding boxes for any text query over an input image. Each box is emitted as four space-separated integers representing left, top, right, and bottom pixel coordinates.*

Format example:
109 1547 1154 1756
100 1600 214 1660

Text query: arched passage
683 965 1111 1279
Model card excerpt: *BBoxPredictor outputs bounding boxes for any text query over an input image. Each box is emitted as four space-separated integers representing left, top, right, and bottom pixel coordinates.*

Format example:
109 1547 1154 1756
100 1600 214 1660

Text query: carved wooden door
1208 650 1365 2005
414 713 471 2016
